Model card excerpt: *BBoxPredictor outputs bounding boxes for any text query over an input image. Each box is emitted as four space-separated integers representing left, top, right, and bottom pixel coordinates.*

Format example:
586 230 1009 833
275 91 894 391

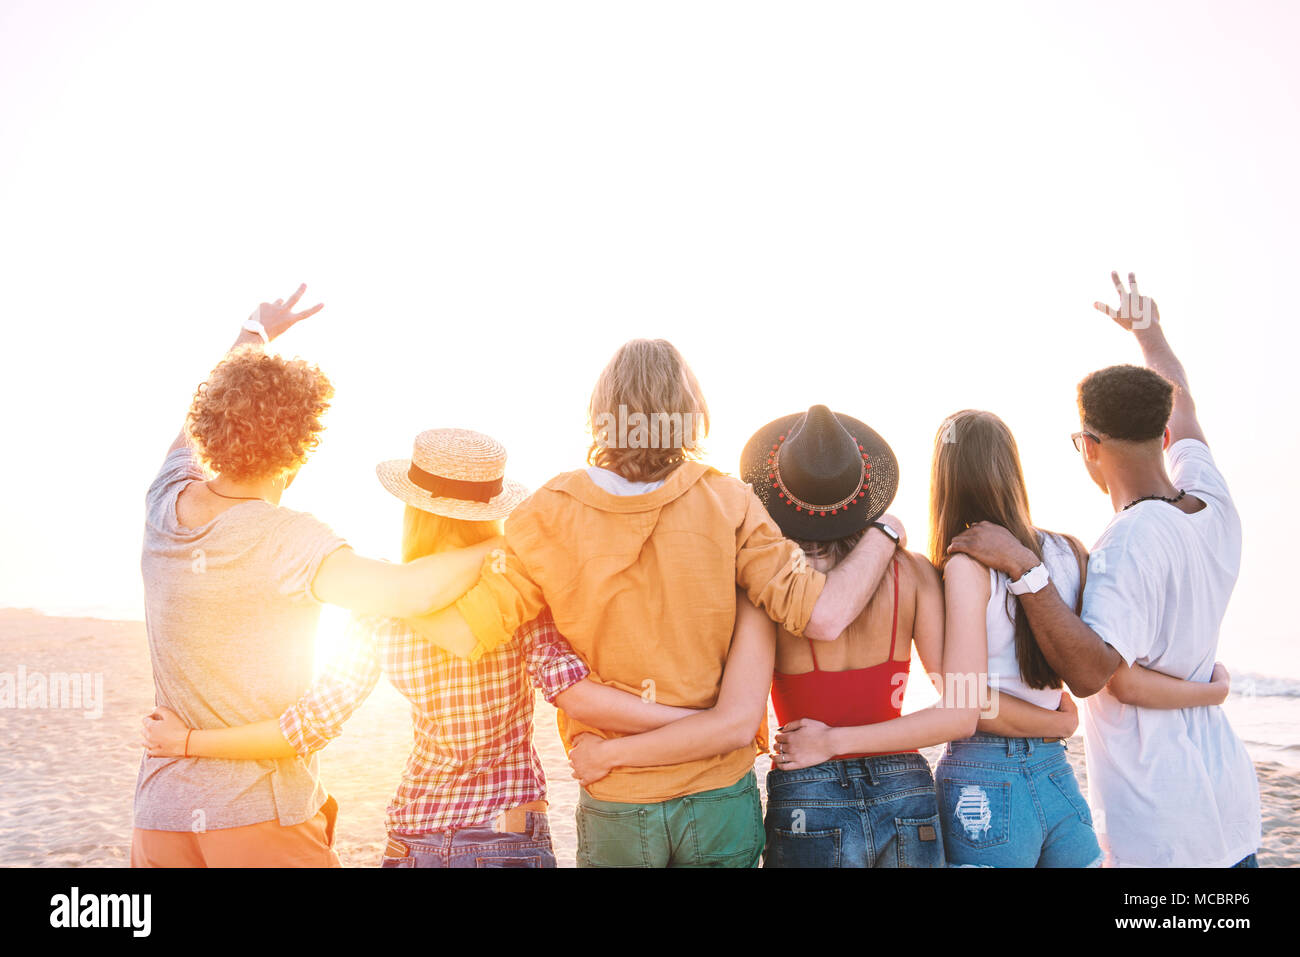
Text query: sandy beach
0 608 1293 868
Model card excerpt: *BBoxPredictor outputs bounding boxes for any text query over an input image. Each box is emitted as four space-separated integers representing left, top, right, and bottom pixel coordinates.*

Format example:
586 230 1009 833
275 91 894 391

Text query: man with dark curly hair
949 272 1260 868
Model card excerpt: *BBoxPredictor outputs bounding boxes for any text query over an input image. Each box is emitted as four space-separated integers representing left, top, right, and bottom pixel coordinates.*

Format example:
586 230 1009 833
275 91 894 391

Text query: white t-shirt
585 466 666 496
1080 439 1260 867
986 532 1080 712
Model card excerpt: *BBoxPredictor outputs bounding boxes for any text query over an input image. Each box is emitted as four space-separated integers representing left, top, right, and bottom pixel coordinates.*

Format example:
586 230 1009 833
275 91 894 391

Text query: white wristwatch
1007 563 1050 596
241 317 270 344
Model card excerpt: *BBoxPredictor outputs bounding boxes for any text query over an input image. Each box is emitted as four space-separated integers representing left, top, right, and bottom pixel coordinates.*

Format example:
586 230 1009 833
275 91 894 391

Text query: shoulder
898 549 941 590
942 552 990 587
269 504 343 541
1168 438 1234 507
147 447 205 505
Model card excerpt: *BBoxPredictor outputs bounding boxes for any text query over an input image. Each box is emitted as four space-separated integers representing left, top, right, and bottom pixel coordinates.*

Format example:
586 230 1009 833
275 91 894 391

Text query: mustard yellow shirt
449 461 826 803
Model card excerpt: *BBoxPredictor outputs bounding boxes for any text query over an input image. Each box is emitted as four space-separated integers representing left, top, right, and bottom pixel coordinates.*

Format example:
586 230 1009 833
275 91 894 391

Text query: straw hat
376 428 529 521
740 405 899 542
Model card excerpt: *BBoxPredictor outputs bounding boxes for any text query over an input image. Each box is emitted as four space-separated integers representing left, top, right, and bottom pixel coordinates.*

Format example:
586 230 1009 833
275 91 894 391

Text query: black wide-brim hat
740 404 899 543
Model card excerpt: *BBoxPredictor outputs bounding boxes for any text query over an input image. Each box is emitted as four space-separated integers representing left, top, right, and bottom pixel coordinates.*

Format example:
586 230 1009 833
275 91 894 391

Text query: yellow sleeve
453 545 546 661
734 488 826 636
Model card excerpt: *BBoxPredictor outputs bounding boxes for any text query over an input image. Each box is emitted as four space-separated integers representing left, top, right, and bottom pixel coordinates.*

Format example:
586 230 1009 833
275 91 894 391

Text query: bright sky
1 1 1297 678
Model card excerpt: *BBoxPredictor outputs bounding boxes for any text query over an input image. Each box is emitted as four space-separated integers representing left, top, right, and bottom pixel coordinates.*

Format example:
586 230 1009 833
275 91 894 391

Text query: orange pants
131 796 341 868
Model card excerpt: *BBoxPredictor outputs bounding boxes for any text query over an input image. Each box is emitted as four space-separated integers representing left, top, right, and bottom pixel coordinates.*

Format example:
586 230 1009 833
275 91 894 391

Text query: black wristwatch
872 521 901 545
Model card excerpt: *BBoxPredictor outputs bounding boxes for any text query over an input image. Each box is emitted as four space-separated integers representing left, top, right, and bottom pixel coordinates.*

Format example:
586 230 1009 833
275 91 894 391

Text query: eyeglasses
1071 430 1101 452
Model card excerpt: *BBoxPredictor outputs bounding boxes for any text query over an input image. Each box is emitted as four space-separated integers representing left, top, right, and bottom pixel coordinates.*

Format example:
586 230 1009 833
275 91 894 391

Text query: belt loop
835 761 849 789
866 759 879 787
1026 737 1036 756
1006 736 1014 758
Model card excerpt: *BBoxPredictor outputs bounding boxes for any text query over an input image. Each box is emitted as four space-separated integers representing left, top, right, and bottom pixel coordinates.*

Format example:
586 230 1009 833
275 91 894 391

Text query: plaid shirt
278 608 589 835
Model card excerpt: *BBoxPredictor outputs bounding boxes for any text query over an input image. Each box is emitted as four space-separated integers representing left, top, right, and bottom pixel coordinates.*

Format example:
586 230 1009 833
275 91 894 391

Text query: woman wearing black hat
757 406 1096 867
736 405 956 867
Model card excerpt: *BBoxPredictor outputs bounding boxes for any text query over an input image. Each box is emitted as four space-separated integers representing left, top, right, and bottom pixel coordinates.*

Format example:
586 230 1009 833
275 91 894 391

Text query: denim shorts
934 734 1102 868
379 811 556 868
763 752 945 868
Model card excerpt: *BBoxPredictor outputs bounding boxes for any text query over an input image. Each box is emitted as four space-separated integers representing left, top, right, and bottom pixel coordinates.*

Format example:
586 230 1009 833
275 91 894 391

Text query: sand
0 608 1293 867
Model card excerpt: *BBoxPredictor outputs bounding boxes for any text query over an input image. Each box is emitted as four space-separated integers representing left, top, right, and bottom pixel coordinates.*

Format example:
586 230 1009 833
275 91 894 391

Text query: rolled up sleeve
734 491 827 636
519 610 590 703
455 527 547 663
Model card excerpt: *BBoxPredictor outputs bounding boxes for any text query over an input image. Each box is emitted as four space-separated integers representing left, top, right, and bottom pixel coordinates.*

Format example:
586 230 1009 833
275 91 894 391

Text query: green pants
576 771 764 868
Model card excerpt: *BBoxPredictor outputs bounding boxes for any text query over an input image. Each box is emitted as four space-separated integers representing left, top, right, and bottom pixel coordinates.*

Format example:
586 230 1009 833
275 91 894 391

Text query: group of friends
134 271 1261 868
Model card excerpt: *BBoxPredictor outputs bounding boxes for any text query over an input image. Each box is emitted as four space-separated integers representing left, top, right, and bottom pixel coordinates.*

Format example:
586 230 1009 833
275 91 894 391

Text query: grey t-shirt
134 447 347 831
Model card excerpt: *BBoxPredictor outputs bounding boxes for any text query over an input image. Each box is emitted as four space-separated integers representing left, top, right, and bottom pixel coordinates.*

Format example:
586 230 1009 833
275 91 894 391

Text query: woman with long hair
926 410 1229 867
142 427 711 867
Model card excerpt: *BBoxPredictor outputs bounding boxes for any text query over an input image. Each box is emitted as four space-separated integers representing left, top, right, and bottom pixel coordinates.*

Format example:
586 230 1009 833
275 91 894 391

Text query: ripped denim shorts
934 734 1102 868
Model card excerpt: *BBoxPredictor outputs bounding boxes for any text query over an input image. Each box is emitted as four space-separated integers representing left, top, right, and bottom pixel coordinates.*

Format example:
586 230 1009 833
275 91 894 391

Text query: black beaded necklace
1122 488 1186 511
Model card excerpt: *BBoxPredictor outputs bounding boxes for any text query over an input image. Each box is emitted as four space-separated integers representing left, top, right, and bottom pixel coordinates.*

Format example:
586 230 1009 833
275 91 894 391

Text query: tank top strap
887 559 900 658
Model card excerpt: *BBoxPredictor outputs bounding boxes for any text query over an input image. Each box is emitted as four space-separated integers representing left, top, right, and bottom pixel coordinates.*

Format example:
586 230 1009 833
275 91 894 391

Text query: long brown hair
928 410 1060 691
401 506 502 563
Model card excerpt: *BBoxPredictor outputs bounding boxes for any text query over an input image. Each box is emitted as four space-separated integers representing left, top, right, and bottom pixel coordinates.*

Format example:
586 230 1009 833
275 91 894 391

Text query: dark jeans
1232 853 1259 868
763 752 944 868
379 811 556 868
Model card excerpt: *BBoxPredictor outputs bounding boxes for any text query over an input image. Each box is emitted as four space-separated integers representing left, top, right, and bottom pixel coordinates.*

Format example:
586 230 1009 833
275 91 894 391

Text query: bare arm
1107 661 1230 708
1094 271 1205 446
554 679 696 736
805 517 904 641
155 717 297 760
568 594 776 784
774 555 987 768
142 620 383 760
947 523 1123 697
909 552 945 693
979 690 1079 739
310 539 500 621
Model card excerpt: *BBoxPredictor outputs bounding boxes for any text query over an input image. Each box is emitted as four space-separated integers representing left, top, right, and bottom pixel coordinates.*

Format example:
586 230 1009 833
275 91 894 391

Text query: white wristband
241 318 270 344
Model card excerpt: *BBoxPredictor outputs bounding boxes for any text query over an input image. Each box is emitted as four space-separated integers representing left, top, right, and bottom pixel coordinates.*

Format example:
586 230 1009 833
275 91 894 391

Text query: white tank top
985 531 1081 711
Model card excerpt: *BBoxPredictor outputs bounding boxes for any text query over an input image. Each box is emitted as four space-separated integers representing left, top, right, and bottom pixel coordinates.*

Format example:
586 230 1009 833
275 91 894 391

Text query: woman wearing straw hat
143 426 708 867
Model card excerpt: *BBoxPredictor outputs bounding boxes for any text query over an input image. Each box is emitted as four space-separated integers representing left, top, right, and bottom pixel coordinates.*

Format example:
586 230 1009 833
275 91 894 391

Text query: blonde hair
401 506 502 563
586 339 710 483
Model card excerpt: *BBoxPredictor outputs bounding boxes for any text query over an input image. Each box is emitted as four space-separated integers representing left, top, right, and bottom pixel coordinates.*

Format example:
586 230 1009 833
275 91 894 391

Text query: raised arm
568 593 777 785
947 523 1122 697
1107 661 1230 709
1093 270 1205 446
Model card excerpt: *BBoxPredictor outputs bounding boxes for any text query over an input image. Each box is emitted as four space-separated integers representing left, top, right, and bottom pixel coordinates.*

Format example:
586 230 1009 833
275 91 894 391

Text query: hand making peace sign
245 283 325 343
1093 270 1158 332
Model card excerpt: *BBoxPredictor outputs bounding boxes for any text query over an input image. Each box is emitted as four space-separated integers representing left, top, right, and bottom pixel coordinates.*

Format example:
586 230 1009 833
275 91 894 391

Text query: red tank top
770 560 910 760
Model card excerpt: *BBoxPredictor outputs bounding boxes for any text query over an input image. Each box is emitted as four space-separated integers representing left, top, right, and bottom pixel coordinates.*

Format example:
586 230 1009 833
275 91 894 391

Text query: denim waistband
948 733 1066 756
771 751 932 787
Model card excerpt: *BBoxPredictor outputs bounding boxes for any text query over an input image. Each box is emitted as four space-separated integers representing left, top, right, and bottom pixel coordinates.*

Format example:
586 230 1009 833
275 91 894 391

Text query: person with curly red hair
132 286 498 868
